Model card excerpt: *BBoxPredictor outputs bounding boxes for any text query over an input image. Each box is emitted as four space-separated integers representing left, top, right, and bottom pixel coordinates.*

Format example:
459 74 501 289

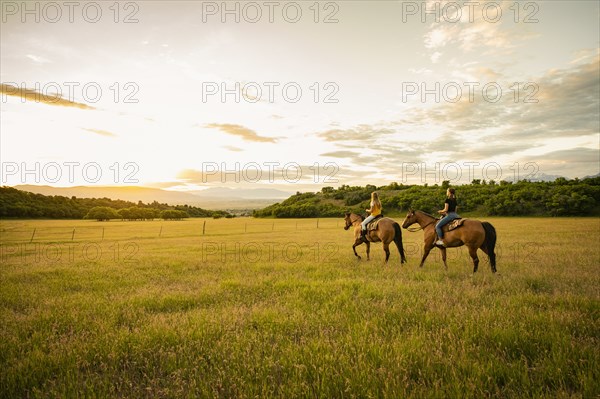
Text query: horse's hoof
356 256 362 260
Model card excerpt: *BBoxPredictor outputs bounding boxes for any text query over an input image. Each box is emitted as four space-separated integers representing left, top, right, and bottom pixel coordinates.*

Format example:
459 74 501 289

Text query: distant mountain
14 185 202 205
583 172 600 179
12 185 285 210
191 187 293 199
504 172 565 182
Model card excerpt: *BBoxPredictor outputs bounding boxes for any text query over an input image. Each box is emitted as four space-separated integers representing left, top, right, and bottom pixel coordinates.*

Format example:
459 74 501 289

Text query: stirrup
361 230 368 241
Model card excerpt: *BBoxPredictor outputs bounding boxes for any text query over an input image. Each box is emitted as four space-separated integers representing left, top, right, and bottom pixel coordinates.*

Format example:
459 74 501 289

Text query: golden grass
1 217 598 398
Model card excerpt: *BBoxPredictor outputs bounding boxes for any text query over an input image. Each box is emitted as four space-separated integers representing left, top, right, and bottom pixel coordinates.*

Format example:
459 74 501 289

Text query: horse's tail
481 222 497 272
393 222 407 263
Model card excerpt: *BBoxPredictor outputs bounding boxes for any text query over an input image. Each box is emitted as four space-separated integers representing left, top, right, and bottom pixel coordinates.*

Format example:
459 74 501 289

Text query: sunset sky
1 0 598 192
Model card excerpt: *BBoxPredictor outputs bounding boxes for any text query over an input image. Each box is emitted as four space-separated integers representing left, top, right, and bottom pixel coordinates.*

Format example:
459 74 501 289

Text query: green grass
1 217 599 398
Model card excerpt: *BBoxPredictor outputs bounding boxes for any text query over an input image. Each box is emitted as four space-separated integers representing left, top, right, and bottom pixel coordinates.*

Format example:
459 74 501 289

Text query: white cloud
26 54 51 64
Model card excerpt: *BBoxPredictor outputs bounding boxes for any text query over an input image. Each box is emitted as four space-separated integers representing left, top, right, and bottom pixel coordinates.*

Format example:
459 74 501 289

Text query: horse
343 213 407 264
401 210 497 273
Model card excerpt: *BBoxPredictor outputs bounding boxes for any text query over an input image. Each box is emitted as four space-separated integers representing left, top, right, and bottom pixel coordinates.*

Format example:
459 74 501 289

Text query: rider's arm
438 203 449 214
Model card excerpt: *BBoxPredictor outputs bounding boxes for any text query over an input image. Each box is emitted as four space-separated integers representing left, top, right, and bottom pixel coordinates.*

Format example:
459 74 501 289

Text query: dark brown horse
401 210 497 273
344 213 407 264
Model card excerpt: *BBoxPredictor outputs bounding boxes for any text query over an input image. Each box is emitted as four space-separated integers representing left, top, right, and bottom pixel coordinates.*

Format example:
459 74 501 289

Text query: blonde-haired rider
361 192 382 240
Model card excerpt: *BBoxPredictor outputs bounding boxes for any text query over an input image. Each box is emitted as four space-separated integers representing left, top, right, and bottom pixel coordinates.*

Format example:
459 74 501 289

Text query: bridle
345 213 363 229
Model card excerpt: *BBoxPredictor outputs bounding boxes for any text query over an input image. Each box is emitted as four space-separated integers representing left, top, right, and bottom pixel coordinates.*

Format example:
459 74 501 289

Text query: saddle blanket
445 218 467 231
366 215 384 231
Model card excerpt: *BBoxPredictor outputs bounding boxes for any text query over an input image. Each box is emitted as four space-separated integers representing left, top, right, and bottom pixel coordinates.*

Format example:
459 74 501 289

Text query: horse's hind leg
468 246 479 273
440 247 448 270
366 242 371 261
393 233 407 264
480 247 497 273
383 242 390 264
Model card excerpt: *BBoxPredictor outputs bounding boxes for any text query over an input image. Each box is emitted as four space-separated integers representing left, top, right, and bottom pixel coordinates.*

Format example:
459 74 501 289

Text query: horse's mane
416 210 439 220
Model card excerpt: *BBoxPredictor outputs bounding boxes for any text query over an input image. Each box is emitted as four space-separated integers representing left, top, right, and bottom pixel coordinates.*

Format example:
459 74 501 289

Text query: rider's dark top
445 198 457 213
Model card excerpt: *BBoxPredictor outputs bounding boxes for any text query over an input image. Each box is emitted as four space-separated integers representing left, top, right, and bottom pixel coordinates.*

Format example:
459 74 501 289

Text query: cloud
314 55 599 179
316 125 395 143
529 147 599 164
569 48 598 65
320 150 380 166
524 147 599 178
425 25 453 49
82 128 116 137
423 0 538 56
204 123 278 143
177 163 347 185
223 145 243 152
0 83 95 110
26 54 51 64
400 54 600 147
454 142 542 159
320 150 360 159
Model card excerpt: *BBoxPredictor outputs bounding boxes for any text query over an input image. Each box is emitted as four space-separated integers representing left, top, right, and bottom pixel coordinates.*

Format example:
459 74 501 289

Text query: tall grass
1 217 598 398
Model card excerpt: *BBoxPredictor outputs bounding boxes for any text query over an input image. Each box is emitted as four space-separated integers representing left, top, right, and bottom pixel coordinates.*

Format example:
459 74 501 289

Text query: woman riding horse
402 209 497 273
344 198 407 264
361 192 382 240
435 187 460 246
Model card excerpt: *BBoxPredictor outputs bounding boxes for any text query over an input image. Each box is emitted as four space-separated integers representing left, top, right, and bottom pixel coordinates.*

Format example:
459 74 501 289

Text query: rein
406 213 438 232
406 220 435 232
350 214 363 225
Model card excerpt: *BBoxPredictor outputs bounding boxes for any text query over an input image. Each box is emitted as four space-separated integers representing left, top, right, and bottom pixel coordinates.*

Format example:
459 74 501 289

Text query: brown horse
344 213 407 264
401 210 497 273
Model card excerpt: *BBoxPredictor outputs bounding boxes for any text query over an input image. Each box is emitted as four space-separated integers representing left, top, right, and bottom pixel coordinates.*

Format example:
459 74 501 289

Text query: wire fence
0 218 345 244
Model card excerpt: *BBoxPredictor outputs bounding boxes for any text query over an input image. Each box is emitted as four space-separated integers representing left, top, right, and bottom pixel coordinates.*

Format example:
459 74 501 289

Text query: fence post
245 223 247 233
71 228 75 241
102 227 105 241
159 225 163 237
272 222 274 231
317 219 319 229
203 221 206 235
30 228 36 243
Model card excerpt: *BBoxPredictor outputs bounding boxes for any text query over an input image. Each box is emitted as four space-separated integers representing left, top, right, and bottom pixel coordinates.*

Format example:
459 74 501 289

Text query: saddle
366 214 384 231
444 218 467 232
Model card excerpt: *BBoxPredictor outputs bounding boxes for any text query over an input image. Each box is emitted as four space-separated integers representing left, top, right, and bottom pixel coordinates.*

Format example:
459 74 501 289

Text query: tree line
83 206 190 221
0 187 232 220
253 177 600 218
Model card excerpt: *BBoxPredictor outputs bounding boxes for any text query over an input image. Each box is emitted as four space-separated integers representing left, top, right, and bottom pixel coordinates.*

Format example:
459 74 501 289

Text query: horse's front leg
420 245 433 268
365 241 371 261
352 240 363 260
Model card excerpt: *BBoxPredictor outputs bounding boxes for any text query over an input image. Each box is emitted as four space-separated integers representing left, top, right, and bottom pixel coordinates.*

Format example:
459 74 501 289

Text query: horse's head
343 212 353 230
401 209 417 229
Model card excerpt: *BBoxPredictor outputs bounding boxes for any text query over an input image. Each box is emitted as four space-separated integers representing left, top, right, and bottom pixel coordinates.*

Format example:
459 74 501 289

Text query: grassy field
1 217 599 398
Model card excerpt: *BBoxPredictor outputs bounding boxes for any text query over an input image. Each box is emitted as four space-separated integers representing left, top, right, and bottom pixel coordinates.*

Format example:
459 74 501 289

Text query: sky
1 0 599 193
